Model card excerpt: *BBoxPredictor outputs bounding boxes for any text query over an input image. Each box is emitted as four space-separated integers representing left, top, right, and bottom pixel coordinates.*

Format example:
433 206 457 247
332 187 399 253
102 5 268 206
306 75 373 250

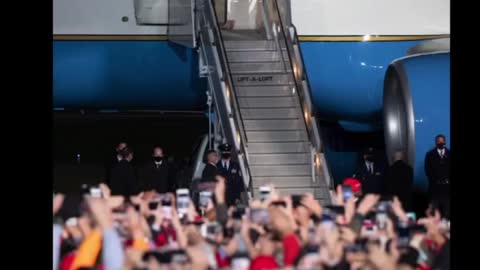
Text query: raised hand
86 197 113 230
367 243 396 270
344 197 356 224
391 196 408 223
215 177 226 204
356 194 380 216
301 193 322 217
334 185 345 206
99 183 111 198
269 206 296 237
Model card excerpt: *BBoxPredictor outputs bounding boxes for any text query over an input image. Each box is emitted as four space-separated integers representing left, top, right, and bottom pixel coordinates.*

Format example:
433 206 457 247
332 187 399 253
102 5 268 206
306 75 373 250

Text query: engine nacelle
383 52 450 190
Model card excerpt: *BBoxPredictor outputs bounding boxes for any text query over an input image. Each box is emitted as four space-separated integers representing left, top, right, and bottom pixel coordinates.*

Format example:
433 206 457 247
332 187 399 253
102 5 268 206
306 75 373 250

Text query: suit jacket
140 161 170 193
110 160 139 196
217 160 246 206
202 163 218 182
424 148 450 185
385 160 413 210
105 154 121 185
355 161 385 195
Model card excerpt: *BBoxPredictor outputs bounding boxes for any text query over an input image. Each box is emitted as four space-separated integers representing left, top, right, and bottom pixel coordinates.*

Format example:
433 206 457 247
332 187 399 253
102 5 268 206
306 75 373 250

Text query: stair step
224 40 277 51
249 153 310 165
227 50 290 62
238 96 297 108
243 119 304 131
232 73 294 86
252 176 313 187
250 164 311 177
229 61 291 74
236 85 293 97
241 108 300 120
248 141 310 154
246 130 308 142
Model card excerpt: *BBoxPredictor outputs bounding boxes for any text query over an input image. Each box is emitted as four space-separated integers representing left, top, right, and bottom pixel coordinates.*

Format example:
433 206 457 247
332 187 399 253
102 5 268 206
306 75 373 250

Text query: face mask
221 153 231 159
154 156 163 162
436 143 445 149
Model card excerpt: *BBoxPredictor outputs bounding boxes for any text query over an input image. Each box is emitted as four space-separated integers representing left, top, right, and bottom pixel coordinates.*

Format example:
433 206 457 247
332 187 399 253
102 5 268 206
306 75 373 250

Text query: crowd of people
52 135 450 270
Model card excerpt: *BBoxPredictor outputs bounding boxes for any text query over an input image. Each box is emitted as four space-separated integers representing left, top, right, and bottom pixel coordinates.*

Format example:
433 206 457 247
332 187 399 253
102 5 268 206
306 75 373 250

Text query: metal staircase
171 0 333 204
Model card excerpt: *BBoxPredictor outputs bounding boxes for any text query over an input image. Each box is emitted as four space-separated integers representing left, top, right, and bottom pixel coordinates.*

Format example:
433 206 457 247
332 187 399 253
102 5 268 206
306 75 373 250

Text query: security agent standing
216 143 246 206
424 134 450 215
140 146 170 194
385 150 413 211
110 147 139 197
354 147 385 195
105 142 128 185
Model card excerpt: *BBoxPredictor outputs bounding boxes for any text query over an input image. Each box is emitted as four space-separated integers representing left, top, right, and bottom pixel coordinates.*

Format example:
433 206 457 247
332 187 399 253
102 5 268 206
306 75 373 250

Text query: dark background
53 112 208 193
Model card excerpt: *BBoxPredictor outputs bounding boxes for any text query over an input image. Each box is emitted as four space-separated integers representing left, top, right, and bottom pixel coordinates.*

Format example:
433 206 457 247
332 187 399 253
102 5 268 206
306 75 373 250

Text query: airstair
168 0 333 204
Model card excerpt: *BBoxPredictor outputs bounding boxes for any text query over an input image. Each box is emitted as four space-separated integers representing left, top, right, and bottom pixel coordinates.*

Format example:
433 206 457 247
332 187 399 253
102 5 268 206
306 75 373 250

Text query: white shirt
116 155 122 162
222 160 230 170
154 161 163 168
365 161 374 174
437 148 445 158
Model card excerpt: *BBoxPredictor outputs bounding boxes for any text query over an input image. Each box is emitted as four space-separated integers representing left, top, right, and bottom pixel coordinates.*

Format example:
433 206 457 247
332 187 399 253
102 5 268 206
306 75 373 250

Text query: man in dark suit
424 134 450 216
105 142 128 185
140 146 170 194
354 147 385 195
202 150 218 182
110 147 139 197
385 150 413 211
216 143 246 206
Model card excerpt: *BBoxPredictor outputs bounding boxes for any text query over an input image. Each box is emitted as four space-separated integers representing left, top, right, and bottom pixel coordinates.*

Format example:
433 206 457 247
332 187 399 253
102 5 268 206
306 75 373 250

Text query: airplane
53 0 450 193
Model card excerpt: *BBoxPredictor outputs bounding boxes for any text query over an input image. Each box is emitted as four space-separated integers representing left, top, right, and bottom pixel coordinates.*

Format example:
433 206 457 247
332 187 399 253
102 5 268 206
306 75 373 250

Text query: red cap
343 177 362 193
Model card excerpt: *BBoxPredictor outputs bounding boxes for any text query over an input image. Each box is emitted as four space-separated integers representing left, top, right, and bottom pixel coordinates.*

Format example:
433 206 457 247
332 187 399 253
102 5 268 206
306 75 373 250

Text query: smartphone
199 190 212 209
377 201 390 212
201 222 221 238
259 186 271 201
406 212 417 223
249 208 269 225
90 187 102 198
65 217 78 227
176 189 190 218
161 199 173 219
362 219 377 236
231 256 250 270
375 212 388 230
342 185 353 201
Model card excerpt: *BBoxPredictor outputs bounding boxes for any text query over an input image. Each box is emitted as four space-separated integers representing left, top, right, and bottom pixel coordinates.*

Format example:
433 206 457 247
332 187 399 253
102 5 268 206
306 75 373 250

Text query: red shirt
250 255 278 270
282 233 301 266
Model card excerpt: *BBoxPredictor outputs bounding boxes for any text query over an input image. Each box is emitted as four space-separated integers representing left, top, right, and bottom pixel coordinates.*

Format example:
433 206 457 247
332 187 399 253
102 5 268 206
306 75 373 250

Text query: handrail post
260 0 273 40
271 23 287 73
